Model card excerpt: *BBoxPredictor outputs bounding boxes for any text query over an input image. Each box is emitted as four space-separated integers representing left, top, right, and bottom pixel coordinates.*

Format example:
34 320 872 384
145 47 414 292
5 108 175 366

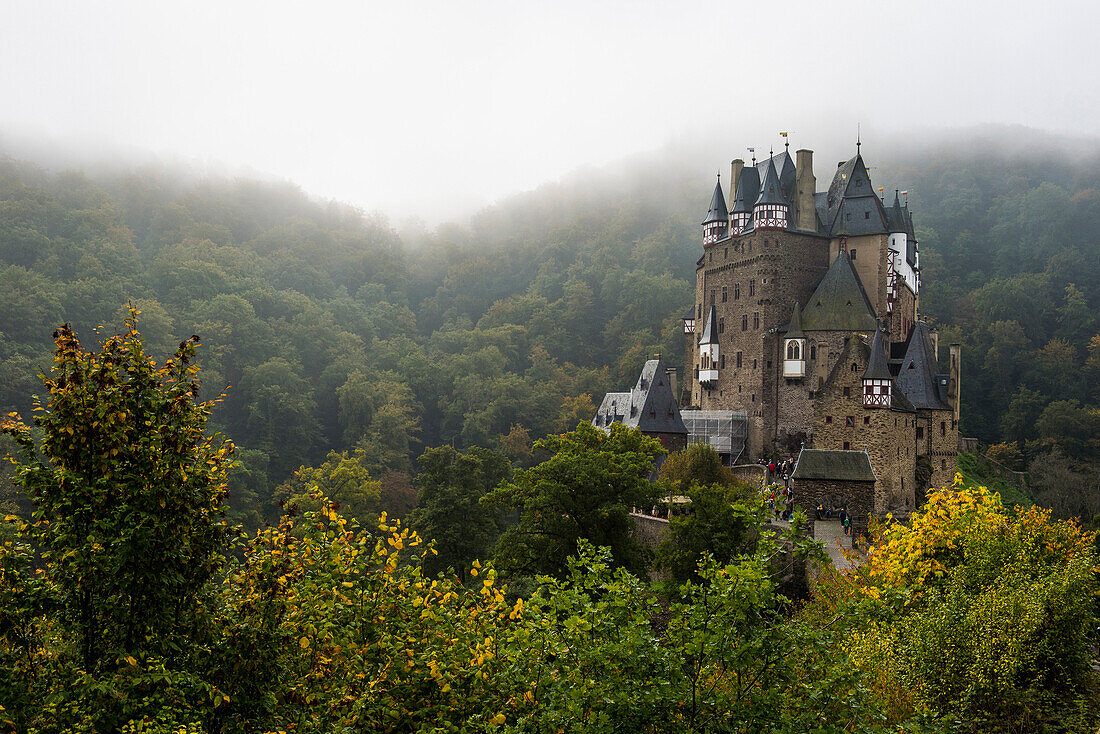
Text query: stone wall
630 512 670 551
793 477 876 542
829 233 890 319
889 280 917 343
812 338 917 513
689 229 830 457
925 408 958 490
772 330 849 452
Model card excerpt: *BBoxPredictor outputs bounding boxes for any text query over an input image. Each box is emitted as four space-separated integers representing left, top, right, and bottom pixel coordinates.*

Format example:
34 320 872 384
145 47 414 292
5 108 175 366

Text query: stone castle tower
683 143 960 513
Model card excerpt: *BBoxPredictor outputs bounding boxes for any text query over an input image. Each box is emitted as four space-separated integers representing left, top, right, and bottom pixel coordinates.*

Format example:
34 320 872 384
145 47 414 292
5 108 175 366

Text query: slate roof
684 306 696 320
703 179 728 224
785 302 804 338
822 153 890 237
731 166 760 214
896 321 952 410
592 359 687 435
698 304 719 345
792 449 876 482
799 253 879 332
755 157 788 206
864 328 892 380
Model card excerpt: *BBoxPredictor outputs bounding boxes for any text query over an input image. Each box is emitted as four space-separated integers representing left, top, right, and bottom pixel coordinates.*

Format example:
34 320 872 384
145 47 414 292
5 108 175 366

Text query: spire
787 302 804 338
864 328 892 380
702 176 728 224
856 122 861 154
698 304 719 345
754 157 787 206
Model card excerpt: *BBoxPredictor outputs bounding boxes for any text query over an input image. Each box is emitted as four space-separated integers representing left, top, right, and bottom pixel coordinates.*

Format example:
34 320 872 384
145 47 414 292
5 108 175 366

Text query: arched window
786 341 801 360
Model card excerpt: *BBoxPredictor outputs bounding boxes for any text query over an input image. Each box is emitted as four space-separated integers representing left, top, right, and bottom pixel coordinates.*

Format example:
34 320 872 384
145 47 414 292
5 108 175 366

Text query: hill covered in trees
0 127 1097 525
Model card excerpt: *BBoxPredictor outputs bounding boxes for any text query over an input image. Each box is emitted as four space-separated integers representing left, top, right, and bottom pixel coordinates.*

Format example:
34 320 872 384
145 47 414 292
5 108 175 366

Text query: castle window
851 363 857 372
753 359 757 369
846 416 855 427
787 341 800 360
698 304 702 318
736 352 742 368
649 410 655 419
749 279 756 296
720 354 725 368
863 416 870 425
719 318 725 334
864 211 870 219
741 316 748 331
941 421 946 436
843 441 850 450
843 387 850 397
826 416 833 424
724 248 728 259
917 427 924 439
711 289 716 304
810 345 816 360
850 249 857 260
722 286 728 302
753 313 760 329
942 459 947 469
751 393 756 402
734 283 740 299
709 252 713 262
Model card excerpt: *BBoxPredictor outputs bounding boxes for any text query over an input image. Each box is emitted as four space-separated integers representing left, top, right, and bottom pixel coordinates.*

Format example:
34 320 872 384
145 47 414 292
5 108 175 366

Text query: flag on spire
779 132 788 137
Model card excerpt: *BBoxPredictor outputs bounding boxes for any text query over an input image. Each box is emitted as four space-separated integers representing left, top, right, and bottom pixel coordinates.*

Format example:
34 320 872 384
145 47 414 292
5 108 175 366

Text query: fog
1 0 1097 225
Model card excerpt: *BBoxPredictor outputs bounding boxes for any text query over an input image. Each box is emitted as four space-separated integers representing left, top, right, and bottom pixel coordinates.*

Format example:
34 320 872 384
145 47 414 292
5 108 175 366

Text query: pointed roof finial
857 122 861 153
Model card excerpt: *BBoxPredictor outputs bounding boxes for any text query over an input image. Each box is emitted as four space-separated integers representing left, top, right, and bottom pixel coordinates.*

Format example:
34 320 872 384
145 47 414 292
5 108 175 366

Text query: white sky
1 0 1097 224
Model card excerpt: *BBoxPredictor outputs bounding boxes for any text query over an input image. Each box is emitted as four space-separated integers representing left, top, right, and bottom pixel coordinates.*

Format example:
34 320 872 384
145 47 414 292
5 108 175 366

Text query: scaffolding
680 410 749 465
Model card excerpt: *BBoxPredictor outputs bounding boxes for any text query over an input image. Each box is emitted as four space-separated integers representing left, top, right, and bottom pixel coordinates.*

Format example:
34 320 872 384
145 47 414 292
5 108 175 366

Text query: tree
409 445 512 580
656 483 761 585
275 449 382 528
659 443 742 495
0 315 234 729
485 423 664 579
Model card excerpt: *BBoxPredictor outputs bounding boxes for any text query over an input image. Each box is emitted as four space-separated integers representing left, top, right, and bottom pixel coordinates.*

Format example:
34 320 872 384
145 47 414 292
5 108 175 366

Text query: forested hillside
0 131 1097 525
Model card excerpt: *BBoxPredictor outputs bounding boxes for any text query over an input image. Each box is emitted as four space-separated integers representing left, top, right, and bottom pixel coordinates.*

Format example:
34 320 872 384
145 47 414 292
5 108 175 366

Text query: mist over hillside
0 125 1097 525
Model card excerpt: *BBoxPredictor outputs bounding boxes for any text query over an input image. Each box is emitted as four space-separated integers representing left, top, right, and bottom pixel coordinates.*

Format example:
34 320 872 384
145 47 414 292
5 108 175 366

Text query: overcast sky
1 0 1097 224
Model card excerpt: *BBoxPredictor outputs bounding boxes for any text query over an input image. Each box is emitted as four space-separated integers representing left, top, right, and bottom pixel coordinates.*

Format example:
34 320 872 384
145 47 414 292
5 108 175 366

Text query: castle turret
783 302 806 378
862 328 892 408
702 178 728 245
753 157 789 230
698 304 719 388
730 164 759 235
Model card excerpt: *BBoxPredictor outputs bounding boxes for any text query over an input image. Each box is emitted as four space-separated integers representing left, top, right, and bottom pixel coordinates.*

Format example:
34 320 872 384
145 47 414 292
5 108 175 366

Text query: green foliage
656 483 761 585
409 445 512 580
0 313 234 731
275 449 382 528
485 423 664 579
807 483 1100 732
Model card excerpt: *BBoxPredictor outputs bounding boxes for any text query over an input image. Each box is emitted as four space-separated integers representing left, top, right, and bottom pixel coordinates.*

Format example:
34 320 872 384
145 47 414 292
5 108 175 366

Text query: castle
683 142 961 525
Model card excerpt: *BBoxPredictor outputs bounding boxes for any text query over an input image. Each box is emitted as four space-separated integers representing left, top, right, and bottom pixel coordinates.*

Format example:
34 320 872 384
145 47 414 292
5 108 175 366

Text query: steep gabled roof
755 157 788 206
896 321 952 410
698 304 719 345
784 301 804 338
824 152 889 236
731 166 760 214
592 360 686 435
799 253 879 332
631 359 687 434
864 328 892 380
702 178 728 224
793 449 876 482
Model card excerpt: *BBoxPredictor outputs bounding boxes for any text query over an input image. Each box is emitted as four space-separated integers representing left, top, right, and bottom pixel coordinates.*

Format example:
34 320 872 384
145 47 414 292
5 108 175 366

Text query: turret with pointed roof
863 328 893 408
753 156 789 230
702 177 729 245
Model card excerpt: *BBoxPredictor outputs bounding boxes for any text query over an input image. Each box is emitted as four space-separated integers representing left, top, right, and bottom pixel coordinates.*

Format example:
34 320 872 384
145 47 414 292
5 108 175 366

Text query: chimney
949 344 962 423
795 149 816 231
666 367 678 407
730 159 744 212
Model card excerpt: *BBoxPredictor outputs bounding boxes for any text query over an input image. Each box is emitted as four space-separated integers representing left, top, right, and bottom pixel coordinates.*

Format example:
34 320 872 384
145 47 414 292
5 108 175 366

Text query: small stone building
791 448 877 541
593 358 687 452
